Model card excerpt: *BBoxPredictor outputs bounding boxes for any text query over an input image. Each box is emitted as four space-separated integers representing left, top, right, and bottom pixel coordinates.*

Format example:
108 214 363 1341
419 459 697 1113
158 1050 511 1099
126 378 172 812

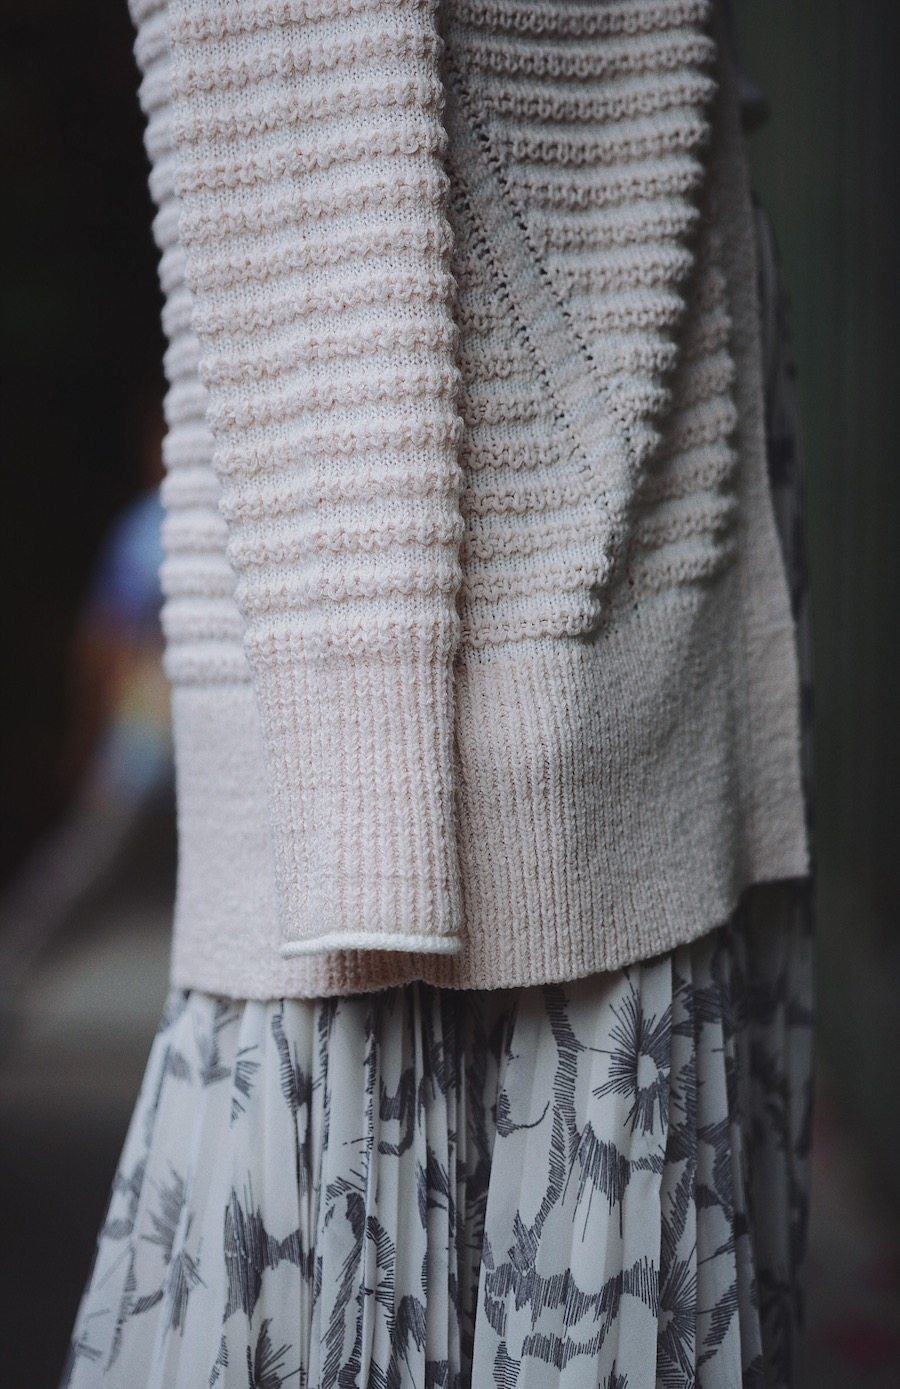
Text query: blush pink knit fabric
128 0 808 996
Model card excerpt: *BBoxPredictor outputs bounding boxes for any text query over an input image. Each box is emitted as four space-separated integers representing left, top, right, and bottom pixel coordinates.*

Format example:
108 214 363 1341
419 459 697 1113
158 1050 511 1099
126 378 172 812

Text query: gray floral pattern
63 887 812 1389
64 196 813 1389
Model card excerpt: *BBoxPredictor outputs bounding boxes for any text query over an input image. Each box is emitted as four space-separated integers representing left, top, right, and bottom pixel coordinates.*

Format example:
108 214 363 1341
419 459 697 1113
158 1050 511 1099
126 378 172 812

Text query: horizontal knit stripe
171 29 440 96
533 200 700 253
550 244 695 296
505 157 705 211
173 74 442 143
162 601 246 646
452 0 711 40
189 223 453 293
227 514 465 568
625 534 736 591
245 613 457 660
161 426 216 472
458 430 575 474
639 441 735 503
670 350 736 409
161 556 238 601
191 269 456 336
138 66 171 116
461 558 611 605
461 516 616 565
178 170 449 242
218 463 460 520
131 0 164 24
161 288 195 339
458 392 557 429
133 9 168 67
456 237 694 294
479 72 716 125
148 153 179 207
175 119 447 194
162 335 201 382
206 365 459 431
460 592 598 642
164 378 208 425
168 0 433 44
163 645 254 685
213 414 461 477
162 510 228 554
493 110 710 169
160 467 220 509
654 397 739 460
461 31 716 82
205 321 457 383
152 201 180 248
144 109 175 164
634 491 736 550
461 473 597 519
234 558 461 613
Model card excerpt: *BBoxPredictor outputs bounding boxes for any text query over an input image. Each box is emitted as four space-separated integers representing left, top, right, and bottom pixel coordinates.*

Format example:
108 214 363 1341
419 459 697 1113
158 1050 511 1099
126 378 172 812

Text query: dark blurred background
1 2 899 1385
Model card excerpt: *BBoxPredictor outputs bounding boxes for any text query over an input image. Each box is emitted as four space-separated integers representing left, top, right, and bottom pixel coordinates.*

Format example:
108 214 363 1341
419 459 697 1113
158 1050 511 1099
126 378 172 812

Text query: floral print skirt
63 882 812 1389
64 193 814 1389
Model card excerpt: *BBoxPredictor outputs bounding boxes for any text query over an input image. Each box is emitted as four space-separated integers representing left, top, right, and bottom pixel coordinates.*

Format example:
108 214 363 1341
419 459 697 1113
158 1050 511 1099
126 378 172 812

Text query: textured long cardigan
129 0 808 997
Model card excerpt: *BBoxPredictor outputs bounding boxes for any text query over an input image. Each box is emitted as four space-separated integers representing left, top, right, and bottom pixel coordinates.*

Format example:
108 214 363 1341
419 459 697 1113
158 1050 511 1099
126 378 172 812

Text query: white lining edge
279 932 463 958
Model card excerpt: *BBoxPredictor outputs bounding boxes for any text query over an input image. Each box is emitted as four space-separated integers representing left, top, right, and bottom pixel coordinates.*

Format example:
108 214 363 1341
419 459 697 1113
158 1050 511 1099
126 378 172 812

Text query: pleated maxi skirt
63 886 813 1389
63 205 814 1389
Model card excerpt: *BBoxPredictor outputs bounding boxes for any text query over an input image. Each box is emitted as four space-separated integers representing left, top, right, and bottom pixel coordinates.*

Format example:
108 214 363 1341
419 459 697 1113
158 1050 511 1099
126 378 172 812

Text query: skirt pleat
658 952 699 1389
64 883 812 1389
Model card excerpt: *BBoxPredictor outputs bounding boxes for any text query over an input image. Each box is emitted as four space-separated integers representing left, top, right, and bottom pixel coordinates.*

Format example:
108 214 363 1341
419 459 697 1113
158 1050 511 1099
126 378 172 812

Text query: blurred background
1 1 899 1384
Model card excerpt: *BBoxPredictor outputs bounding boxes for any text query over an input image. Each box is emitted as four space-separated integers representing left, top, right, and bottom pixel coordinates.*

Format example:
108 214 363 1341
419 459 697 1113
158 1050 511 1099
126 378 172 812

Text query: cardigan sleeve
166 0 465 955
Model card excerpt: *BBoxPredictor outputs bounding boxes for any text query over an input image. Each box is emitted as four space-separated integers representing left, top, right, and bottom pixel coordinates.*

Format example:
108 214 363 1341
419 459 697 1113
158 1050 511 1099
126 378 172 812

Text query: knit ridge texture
129 0 809 996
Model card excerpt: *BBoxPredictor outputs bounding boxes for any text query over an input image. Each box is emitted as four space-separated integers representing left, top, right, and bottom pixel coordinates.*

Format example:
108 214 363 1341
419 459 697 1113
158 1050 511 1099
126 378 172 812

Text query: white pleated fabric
63 881 812 1389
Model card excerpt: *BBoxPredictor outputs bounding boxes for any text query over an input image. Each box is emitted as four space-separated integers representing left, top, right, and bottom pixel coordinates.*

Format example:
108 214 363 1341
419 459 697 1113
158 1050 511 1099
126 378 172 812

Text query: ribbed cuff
247 628 462 956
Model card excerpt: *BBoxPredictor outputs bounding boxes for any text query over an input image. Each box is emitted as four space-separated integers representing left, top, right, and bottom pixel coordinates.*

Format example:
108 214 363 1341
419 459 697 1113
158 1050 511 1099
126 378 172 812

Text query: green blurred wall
735 1 900 1185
